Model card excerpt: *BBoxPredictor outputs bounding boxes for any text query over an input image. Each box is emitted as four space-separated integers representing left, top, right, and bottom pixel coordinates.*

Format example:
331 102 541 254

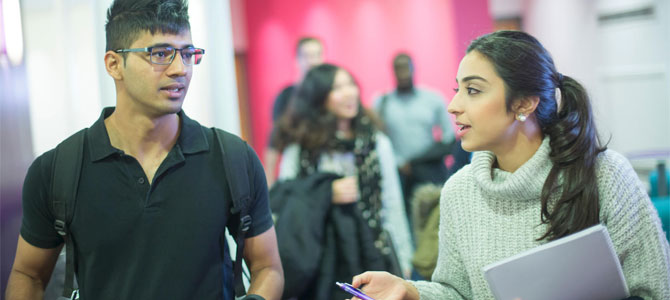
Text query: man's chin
396 85 414 93
166 107 182 114
156 101 184 115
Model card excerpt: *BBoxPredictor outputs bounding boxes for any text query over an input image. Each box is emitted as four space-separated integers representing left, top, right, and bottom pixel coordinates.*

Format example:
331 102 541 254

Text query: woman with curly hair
272 64 413 300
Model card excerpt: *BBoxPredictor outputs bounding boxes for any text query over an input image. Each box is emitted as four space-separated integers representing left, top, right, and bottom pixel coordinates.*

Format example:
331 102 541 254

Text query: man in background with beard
374 53 456 229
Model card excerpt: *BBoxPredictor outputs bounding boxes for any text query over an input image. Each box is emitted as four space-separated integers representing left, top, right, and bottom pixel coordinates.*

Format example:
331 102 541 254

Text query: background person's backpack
48 128 254 299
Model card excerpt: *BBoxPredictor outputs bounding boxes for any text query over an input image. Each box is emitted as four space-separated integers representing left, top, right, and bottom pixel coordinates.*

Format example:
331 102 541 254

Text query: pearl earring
517 113 527 122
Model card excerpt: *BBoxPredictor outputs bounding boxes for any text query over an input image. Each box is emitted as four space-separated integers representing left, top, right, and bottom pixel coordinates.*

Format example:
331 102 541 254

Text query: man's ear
104 51 123 80
512 95 540 116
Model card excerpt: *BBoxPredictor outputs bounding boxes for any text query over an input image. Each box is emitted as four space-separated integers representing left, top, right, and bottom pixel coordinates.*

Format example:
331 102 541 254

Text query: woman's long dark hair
273 63 377 157
467 31 606 241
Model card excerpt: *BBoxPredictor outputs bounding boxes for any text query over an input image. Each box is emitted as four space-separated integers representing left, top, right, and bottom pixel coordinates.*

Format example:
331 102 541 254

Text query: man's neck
396 85 414 95
104 107 181 183
104 107 181 158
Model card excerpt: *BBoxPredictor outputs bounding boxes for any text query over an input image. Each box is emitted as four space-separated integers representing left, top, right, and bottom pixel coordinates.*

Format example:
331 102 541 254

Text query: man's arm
6 235 62 300
244 226 284 300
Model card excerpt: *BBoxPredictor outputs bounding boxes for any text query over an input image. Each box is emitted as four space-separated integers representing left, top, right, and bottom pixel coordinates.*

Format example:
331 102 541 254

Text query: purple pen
336 282 377 300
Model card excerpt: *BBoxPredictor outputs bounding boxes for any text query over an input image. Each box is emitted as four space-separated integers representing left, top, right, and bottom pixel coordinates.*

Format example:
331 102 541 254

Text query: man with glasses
5 0 283 299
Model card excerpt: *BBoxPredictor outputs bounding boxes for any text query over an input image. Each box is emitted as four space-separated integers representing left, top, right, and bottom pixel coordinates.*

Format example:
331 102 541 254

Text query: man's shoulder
209 128 253 156
372 92 391 110
211 129 263 172
30 129 89 174
26 148 57 182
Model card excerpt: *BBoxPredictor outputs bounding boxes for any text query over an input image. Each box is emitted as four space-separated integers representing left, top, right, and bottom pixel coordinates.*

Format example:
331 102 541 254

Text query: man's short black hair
295 36 322 56
393 52 413 66
105 0 191 52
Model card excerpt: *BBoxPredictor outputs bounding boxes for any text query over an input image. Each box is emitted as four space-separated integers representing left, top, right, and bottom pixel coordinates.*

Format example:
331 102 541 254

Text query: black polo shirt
20 107 273 299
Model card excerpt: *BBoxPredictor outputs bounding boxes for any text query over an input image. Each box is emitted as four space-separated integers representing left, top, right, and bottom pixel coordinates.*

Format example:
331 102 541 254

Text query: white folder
482 224 629 300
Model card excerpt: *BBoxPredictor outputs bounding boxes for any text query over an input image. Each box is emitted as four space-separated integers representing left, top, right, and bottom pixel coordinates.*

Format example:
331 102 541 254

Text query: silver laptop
482 224 629 300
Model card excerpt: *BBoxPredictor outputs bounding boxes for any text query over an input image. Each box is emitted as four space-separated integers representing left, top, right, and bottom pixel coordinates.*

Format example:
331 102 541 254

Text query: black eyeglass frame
114 46 205 65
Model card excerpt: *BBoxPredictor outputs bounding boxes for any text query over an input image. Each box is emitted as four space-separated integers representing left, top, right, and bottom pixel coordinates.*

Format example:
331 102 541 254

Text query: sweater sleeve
598 151 670 300
376 133 414 276
410 175 471 299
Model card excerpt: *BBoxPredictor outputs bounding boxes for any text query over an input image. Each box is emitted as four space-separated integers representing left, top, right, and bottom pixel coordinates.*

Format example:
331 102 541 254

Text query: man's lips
160 83 185 91
160 83 186 98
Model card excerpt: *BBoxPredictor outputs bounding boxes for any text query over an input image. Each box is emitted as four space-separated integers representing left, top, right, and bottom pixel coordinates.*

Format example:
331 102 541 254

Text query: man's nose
166 52 188 76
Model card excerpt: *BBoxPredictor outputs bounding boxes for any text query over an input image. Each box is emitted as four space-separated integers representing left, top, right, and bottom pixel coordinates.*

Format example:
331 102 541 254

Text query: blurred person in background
374 53 456 226
271 63 413 300
409 183 442 280
350 30 670 300
264 37 324 187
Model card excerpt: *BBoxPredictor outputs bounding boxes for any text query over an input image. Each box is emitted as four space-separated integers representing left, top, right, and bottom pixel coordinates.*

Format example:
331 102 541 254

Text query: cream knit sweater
412 138 670 299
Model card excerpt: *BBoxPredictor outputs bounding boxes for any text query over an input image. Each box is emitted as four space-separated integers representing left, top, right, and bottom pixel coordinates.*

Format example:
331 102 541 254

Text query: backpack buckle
240 215 252 232
54 220 67 236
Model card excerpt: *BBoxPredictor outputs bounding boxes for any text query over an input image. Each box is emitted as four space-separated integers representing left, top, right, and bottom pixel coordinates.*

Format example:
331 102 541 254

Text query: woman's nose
447 95 461 115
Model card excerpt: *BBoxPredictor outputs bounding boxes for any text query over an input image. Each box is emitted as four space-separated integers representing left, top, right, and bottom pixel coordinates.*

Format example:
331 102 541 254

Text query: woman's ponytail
539 75 606 240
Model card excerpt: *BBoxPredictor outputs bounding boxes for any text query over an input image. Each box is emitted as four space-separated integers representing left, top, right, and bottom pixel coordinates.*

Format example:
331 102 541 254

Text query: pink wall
243 0 493 158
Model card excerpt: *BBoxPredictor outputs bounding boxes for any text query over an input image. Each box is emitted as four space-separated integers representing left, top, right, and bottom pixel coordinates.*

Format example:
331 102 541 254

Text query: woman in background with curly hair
272 63 413 300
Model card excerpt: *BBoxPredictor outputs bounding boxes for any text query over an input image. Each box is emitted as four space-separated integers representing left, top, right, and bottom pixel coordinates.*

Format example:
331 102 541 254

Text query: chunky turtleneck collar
471 137 553 201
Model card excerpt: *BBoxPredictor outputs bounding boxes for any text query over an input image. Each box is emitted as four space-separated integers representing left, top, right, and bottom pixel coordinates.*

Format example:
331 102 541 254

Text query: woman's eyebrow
459 75 488 83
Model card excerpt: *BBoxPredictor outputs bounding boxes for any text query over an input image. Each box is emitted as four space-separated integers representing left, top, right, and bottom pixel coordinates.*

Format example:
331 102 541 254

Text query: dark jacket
270 173 387 300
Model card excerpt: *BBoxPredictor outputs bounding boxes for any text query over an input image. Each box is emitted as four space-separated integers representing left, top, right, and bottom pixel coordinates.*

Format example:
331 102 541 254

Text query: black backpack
50 128 253 299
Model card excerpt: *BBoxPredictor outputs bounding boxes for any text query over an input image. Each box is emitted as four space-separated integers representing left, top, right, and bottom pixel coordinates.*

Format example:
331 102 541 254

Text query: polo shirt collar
87 107 209 162
177 109 209 154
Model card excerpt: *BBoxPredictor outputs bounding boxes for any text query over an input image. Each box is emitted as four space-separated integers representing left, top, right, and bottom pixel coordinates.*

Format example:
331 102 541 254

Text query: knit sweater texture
412 138 670 299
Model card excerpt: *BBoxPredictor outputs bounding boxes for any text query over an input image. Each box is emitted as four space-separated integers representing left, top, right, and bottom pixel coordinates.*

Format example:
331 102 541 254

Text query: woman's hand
332 176 359 204
348 271 419 300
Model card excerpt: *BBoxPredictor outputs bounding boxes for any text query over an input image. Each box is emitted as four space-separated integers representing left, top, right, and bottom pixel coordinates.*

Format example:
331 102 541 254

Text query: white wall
489 0 670 178
593 0 670 161
185 0 240 133
22 0 106 157
489 0 524 19
523 0 599 96
21 0 240 157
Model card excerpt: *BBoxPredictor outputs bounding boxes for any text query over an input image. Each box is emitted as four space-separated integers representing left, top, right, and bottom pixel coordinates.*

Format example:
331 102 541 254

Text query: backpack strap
213 128 253 298
51 128 87 299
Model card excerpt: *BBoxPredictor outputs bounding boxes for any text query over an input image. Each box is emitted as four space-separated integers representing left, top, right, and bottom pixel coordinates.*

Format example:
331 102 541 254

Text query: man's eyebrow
456 75 489 83
148 43 195 48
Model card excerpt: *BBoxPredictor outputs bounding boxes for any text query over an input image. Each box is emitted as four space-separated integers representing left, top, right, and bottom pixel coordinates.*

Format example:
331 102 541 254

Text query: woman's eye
467 88 480 95
453 88 459 93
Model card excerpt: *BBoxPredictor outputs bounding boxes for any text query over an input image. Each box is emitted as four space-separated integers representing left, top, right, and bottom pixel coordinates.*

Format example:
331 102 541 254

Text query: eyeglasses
115 46 205 65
